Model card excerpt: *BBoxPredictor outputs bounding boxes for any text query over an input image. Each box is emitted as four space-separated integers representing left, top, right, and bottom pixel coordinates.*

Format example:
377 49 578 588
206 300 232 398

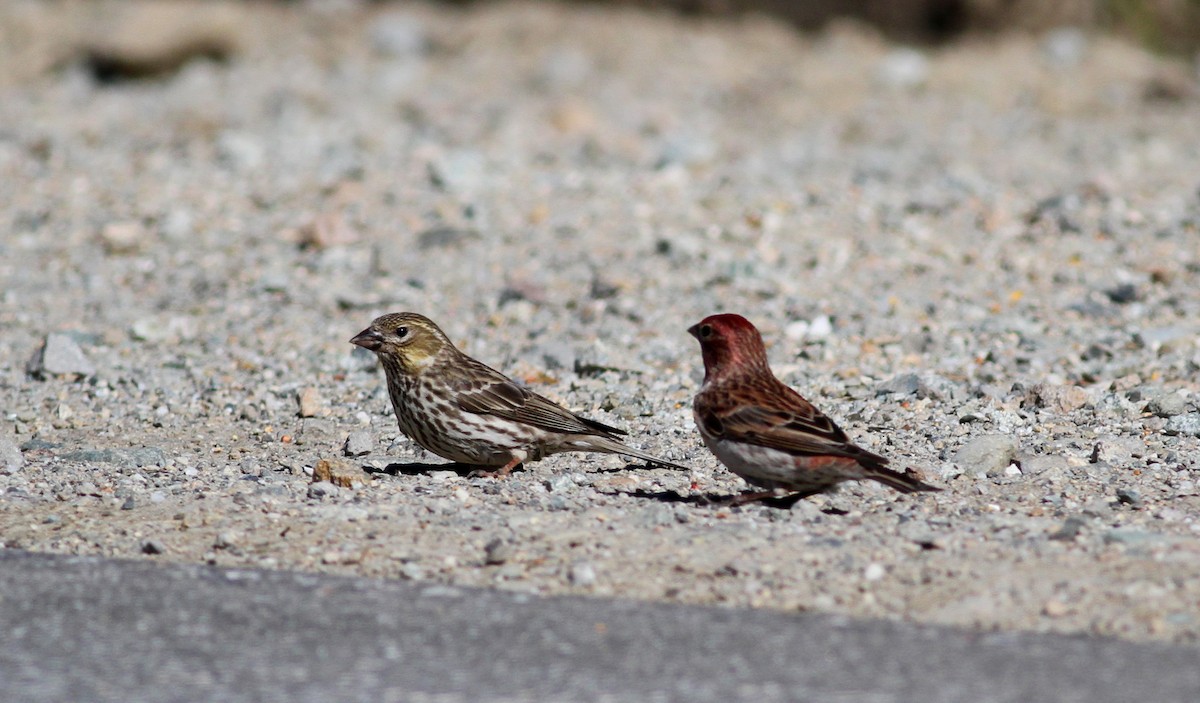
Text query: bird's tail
866 465 941 494
588 436 692 471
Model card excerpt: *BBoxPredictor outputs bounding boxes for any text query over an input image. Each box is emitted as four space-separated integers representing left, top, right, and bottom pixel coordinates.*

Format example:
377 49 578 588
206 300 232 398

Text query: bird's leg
467 456 524 479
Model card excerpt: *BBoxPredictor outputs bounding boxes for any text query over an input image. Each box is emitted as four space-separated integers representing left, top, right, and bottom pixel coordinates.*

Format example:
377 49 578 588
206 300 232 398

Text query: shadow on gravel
616 489 811 510
368 462 479 477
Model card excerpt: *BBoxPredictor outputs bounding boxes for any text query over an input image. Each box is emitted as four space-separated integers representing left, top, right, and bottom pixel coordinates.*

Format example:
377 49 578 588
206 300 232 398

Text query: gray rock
483 538 512 566
1049 516 1087 541
307 482 339 500
1164 414 1200 437
1090 436 1144 465
1016 454 1068 477
343 431 374 457
1146 393 1188 418
568 561 597 587
954 435 1020 477
141 539 166 555
1135 326 1194 352
1028 383 1089 413
416 226 480 250
875 48 929 90
876 372 956 399
1116 488 1143 508
31 333 96 377
0 438 23 474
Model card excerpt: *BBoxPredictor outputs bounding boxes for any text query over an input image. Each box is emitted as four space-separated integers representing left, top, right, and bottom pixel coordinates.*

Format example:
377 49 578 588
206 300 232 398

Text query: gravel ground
3 1 1200 644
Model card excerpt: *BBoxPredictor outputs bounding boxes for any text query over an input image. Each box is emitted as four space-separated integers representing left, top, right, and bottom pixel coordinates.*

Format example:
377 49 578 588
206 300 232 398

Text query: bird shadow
616 488 814 511
366 461 483 477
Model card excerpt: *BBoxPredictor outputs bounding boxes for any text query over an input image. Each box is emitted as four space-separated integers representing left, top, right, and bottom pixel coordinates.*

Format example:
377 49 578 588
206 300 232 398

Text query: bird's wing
454 367 623 437
699 385 885 464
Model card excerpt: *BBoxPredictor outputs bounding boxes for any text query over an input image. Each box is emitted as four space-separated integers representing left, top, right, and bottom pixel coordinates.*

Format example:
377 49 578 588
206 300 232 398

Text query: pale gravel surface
3 1 1200 644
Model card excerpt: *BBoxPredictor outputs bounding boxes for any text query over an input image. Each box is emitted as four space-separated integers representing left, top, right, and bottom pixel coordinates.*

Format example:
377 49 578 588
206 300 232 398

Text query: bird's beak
686 323 700 339
350 328 384 351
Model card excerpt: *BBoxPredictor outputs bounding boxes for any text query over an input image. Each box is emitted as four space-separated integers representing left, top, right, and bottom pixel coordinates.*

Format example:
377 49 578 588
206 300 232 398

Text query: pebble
1090 436 1144 465
484 538 512 565
297 388 325 418
99 221 149 254
1146 393 1187 418
568 561 597 587
1116 488 1143 508
0 438 23 474
875 48 929 90
31 333 96 377
343 431 374 457
953 435 1020 477
1164 414 1200 437
1028 383 1089 413
307 481 339 500
141 539 166 555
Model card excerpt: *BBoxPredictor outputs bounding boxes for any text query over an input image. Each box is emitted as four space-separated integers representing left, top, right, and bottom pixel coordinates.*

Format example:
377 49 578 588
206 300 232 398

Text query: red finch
351 312 689 477
689 313 939 505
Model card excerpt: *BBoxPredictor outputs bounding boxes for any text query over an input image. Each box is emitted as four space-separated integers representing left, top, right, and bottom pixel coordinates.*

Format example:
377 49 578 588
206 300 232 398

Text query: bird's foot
468 458 523 479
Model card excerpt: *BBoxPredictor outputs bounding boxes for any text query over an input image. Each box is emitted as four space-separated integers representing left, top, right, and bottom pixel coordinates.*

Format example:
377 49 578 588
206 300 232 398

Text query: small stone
1104 283 1139 305
343 431 374 457
545 475 574 493
398 563 423 580
1165 414 1200 437
1049 516 1087 541
0 438 23 474
568 561 597 587
214 532 238 549
297 387 324 418
1042 599 1069 618
417 226 480 250
863 563 886 581
953 434 1020 477
1146 393 1187 418
1028 383 1089 413
483 538 512 565
141 539 165 555
807 316 833 338
1135 326 1194 353
121 496 136 510
30 333 96 377
312 458 363 488
99 221 149 254
1116 488 1143 508
307 481 339 500
298 211 358 249
875 48 929 90
1090 436 1144 465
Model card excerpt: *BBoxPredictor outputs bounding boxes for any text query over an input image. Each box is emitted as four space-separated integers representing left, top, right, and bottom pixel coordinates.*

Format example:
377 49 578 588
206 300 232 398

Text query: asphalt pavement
0 550 1196 702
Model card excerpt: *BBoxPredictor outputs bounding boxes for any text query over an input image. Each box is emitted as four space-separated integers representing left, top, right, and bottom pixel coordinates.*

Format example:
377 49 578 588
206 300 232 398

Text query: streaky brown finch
351 312 689 477
689 313 940 506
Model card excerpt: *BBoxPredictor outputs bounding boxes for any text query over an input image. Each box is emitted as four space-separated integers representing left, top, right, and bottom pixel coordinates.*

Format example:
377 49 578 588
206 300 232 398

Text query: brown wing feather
452 359 624 438
700 378 889 468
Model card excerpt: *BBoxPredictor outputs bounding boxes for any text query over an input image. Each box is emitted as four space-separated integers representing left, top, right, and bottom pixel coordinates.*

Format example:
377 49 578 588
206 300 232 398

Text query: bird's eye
395 326 409 338
699 324 713 338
